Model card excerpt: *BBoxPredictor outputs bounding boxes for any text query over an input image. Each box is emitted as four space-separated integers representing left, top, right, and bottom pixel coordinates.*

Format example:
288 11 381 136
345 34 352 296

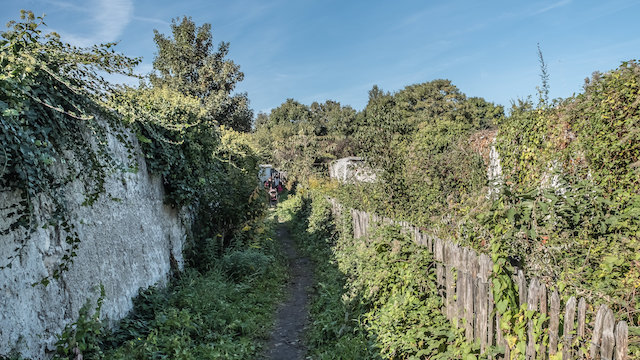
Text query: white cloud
133 15 169 26
63 0 133 46
532 0 572 15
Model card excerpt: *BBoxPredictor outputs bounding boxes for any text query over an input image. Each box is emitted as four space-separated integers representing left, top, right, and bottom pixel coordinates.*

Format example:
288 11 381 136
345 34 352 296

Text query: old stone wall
328 157 377 183
0 120 188 359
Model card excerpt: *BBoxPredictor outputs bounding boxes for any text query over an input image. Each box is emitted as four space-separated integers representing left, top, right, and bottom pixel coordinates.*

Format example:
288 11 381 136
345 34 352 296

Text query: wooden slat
591 305 609 359
468 250 479 279
478 253 492 283
363 211 370 236
517 269 527 307
615 321 629 360
465 273 475 339
434 238 444 262
444 240 456 321
563 297 577 360
577 297 587 359
488 285 495 349
477 280 489 352
445 263 455 321
538 284 548 360
504 330 511 360
548 291 560 356
526 279 540 359
496 311 504 357
457 269 466 328
436 263 445 297
414 228 423 247
600 307 616 360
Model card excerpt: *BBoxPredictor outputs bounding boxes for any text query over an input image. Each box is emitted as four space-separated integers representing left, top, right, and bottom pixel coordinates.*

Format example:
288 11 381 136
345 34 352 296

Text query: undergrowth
50 211 286 360
280 193 486 359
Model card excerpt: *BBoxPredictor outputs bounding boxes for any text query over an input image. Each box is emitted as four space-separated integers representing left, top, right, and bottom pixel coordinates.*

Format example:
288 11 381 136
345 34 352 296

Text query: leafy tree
150 16 252 131
309 100 357 137
267 98 312 126
349 81 503 221
353 85 404 170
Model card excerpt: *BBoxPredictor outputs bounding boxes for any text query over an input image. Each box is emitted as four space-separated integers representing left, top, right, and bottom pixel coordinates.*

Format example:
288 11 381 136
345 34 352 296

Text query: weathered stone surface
0 121 188 359
328 156 378 183
487 143 503 198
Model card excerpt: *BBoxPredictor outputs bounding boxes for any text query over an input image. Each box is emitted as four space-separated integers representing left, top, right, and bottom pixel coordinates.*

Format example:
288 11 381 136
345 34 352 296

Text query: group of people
264 173 284 206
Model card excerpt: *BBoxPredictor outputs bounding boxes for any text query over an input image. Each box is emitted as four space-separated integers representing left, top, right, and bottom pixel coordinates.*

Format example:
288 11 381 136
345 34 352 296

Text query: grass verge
279 193 492 359
48 211 287 360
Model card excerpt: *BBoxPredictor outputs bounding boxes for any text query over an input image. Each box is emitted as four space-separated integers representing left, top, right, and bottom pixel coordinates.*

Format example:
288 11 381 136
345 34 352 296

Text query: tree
267 98 311 126
150 16 252 131
309 100 357 136
353 85 403 169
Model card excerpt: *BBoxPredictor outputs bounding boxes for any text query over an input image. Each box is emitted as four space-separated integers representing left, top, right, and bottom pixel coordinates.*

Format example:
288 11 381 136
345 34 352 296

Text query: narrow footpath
262 221 313 360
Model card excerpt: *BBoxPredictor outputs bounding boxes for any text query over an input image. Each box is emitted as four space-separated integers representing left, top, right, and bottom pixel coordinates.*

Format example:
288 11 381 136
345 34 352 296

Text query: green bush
285 194 484 359
221 249 273 282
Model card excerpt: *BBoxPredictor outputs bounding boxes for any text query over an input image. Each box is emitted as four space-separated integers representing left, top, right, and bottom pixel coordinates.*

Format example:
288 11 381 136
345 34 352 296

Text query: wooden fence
329 200 630 359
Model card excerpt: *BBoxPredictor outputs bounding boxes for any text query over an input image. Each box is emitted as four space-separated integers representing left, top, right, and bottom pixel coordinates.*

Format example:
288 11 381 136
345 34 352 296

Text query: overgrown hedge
282 194 489 359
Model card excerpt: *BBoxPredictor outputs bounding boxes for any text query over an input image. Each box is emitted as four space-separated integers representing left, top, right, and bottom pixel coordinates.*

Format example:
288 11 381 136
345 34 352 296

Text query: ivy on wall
0 11 139 283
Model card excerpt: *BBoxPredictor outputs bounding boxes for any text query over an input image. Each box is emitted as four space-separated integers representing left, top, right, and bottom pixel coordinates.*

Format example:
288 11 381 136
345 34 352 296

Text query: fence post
563 297 577 360
526 278 540 359
591 305 609 358
600 307 616 360
577 297 587 358
548 291 560 356
615 321 629 360
517 269 527 307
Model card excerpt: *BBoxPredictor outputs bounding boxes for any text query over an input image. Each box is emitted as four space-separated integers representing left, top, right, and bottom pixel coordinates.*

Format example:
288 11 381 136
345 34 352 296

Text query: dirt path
262 221 313 360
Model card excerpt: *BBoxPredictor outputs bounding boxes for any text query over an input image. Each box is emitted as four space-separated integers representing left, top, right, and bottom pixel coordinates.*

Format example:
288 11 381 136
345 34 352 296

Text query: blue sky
2 0 639 114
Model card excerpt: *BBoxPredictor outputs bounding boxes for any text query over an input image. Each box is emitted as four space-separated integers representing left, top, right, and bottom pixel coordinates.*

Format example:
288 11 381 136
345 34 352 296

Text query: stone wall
328 157 377 183
0 120 188 359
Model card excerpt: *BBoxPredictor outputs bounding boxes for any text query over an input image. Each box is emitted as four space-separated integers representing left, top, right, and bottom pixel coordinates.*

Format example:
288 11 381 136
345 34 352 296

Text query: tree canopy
150 16 252 131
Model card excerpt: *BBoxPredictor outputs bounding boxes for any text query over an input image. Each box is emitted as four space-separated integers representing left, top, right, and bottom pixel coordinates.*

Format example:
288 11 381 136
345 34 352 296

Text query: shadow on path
262 220 313 360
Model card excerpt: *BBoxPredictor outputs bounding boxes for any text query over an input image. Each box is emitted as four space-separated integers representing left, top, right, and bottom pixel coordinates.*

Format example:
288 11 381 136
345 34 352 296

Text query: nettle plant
0 11 139 285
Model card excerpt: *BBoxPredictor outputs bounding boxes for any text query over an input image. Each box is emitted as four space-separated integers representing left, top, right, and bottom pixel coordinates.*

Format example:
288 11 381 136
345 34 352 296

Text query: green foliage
331 80 503 225
283 194 484 359
493 60 640 325
101 214 285 359
339 223 483 359
0 11 139 279
54 285 106 359
221 248 273 282
47 213 286 360
114 63 264 272
253 98 357 184
150 16 252 132
302 62 640 356
278 195 379 359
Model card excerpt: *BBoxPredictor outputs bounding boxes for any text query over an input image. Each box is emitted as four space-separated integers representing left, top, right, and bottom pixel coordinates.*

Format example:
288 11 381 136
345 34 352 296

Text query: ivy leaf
506 208 516 224
2 108 19 116
496 299 509 314
136 132 152 144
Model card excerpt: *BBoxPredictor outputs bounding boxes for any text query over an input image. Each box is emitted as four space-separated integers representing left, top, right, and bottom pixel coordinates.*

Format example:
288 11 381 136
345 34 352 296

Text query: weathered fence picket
548 291 560 356
330 202 630 359
615 322 629 360
578 297 587 358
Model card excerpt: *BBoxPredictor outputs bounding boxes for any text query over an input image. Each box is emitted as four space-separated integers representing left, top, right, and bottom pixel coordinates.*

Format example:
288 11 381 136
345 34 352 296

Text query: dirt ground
262 221 313 360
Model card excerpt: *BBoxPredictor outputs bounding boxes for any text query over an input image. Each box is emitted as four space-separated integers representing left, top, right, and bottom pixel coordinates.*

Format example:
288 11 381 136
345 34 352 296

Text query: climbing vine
0 11 139 283
493 61 640 321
